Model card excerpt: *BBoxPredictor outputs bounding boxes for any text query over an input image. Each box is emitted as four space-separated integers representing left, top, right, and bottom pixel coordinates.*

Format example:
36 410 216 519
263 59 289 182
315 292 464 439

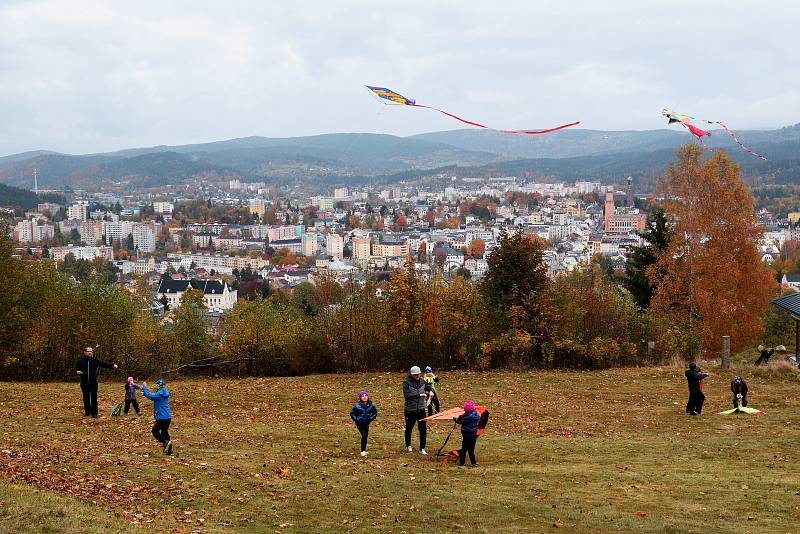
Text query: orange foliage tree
466 238 485 258
648 145 777 353
394 212 408 231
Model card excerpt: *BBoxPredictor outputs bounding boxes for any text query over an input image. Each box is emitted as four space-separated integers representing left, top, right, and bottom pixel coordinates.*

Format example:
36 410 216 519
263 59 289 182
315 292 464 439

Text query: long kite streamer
662 109 767 161
367 85 580 134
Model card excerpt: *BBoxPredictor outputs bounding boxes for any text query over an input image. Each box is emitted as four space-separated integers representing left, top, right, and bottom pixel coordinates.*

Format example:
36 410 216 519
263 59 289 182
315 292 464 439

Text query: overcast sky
1 1 798 156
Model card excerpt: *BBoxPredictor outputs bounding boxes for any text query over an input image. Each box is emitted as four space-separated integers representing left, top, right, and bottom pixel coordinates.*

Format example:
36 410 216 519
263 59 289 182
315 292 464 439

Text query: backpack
477 409 490 436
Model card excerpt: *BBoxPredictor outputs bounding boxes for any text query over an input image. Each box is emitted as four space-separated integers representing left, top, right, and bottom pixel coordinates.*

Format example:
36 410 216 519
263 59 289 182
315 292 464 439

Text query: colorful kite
366 86 580 134
662 109 767 161
422 405 489 459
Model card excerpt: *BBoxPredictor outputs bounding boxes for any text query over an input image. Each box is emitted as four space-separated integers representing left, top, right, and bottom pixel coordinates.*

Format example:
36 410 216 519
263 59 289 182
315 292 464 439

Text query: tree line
0 145 790 380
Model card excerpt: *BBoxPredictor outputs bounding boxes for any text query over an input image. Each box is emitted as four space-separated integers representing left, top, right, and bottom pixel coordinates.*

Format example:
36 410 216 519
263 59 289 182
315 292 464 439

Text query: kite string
436 422 458 459
143 356 256 383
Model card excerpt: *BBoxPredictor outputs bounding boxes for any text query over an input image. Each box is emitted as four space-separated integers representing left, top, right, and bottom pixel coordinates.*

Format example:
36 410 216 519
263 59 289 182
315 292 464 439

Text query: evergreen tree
622 207 671 309
480 229 548 327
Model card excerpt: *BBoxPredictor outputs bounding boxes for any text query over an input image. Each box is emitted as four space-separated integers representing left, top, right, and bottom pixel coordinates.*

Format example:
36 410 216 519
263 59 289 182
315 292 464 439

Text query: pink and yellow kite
662 109 767 161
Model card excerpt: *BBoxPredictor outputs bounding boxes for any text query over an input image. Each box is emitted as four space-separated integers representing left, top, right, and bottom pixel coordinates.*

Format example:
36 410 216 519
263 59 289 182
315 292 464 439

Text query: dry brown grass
1 367 799 533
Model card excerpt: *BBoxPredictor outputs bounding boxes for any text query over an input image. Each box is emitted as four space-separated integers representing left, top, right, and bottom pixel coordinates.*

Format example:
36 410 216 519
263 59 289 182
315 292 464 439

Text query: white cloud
0 0 798 154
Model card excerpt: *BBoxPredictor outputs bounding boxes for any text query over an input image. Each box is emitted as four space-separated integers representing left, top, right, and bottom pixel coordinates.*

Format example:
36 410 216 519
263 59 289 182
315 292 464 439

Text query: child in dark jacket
454 400 480 467
730 376 749 408
350 391 378 457
124 376 142 415
142 378 173 455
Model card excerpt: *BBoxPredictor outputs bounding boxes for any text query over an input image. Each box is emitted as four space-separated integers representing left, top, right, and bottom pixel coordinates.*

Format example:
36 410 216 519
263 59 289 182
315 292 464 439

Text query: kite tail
410 103 580 135
714 121 768 161
515 121 581 135
410 103 493 129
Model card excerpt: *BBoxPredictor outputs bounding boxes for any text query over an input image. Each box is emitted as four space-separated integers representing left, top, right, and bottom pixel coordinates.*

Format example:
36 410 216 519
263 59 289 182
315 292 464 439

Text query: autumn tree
435 216 460 230
424 209 436 227
168 288 211 368
264 207 278 225
649 145 777 353
391 212 406 232
385 257 421 336
322 279 388 371
220 297 311 375
466 238 485 258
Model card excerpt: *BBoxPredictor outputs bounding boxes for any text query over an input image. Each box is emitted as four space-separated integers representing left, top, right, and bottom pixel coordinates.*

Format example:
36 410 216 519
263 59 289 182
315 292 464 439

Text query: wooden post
721 336 730 369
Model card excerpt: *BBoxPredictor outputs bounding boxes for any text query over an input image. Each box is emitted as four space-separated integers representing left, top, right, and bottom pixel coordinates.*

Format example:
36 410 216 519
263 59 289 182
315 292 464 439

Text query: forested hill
1 125 798 189
0 183 64 209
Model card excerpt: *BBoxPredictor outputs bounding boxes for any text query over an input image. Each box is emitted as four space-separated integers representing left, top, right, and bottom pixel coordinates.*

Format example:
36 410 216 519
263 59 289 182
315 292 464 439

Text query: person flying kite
662 109 767 161
366 85 580 134
422 403 489 460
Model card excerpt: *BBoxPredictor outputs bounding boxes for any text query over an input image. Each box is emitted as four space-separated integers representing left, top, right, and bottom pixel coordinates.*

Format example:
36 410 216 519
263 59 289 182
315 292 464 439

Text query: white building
132 222 160 252
301 233 319 257
165 252 268 273
268 225 303 242
104 221 132 245
78 220 104 245
67 203 88 221
156 278 238 310
575 181 602 195
326 233 344 260
153 202 174 214
352 236 371 260
133 257 157 275
112 260 134 275
50 245 114 262
782 274 800 291
13 220 54 244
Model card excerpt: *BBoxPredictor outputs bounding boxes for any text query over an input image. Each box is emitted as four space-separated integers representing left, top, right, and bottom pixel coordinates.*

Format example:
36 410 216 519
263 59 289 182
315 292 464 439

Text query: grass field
1 359 799 533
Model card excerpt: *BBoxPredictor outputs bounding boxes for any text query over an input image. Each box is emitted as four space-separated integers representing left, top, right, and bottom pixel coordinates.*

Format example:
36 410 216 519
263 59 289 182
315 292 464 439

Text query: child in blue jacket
453 400 480 467
142 378 173 455
350 391 378 457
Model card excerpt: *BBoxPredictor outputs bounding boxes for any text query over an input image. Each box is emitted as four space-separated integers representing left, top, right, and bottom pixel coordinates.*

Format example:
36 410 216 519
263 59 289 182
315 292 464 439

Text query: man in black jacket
684 362 708 416
402 366 428 455
74 345 117 417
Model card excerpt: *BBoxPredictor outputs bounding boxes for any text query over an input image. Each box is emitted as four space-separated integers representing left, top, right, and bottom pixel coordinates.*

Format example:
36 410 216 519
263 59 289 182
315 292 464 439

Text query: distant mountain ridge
412 124 800 159
1 124 799 190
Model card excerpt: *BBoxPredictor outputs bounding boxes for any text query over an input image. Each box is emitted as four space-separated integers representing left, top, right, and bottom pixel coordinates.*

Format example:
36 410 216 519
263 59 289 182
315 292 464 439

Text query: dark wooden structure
771 292 800 359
